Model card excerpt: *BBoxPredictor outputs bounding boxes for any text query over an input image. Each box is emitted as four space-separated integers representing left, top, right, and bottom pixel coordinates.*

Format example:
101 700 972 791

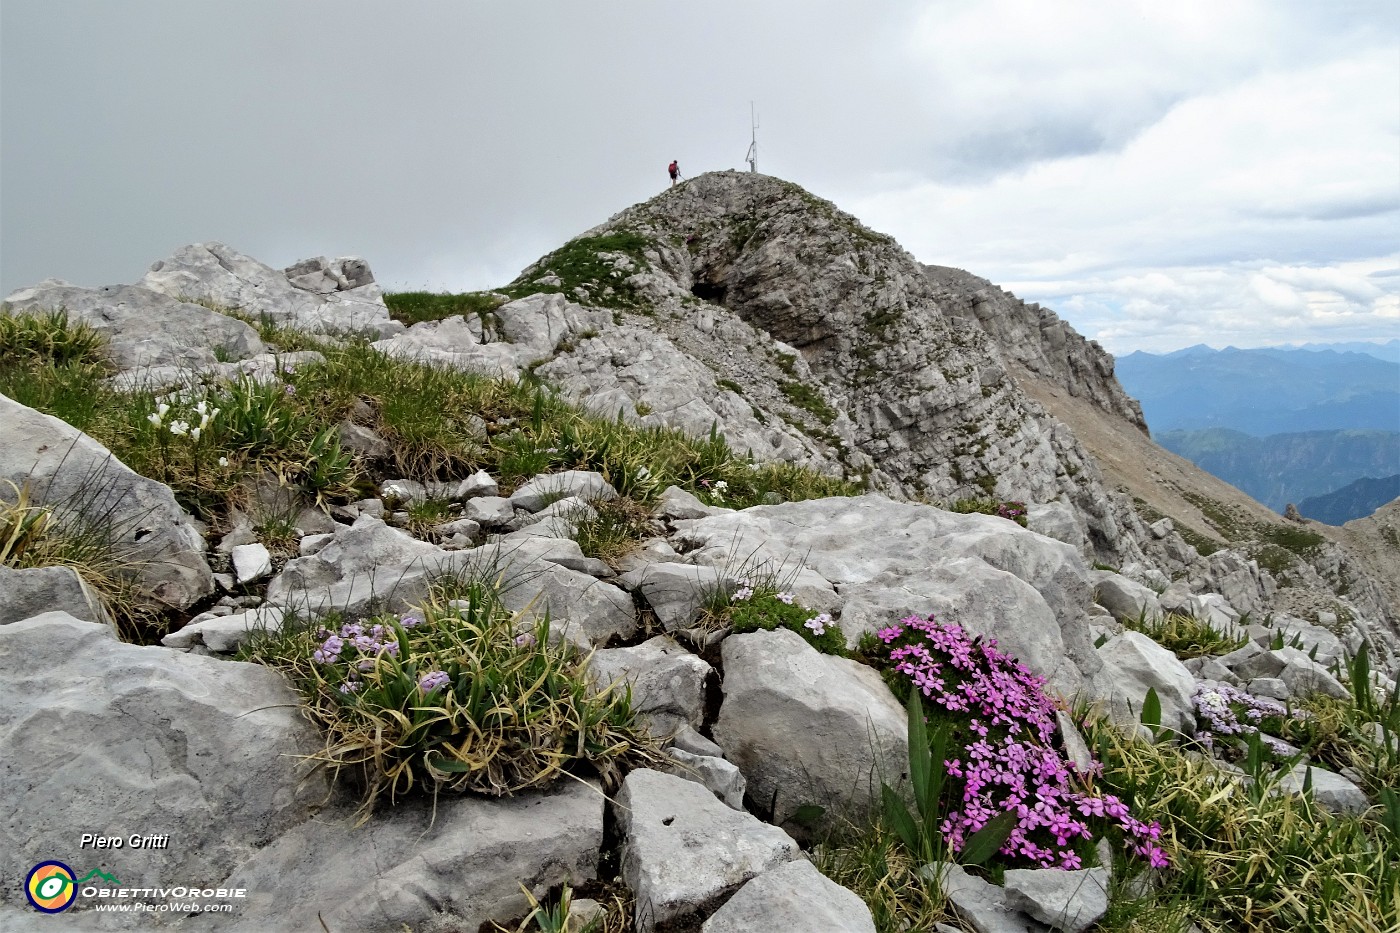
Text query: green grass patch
382 290 506 326
779 379 837 425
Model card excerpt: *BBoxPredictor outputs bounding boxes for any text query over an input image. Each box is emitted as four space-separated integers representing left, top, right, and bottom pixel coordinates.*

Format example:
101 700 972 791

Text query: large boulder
673 495 1100 694
615 768 800 933
0 394 214 609
140 242 401 338
1090 631 1196 734
712 628 908 826
1 279 263 370
206 781 605 933
0 612 325 928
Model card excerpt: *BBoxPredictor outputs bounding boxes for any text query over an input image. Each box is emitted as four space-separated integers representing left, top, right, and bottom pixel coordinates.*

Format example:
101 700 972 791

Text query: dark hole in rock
133 528 154 543
661 816 675 826
690 281 726 304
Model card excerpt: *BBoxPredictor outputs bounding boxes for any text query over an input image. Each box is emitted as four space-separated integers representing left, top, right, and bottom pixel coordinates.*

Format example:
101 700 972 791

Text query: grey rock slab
1272 646 1350 700
1003 867 1109 933
0 612 325 916
0 393 214 609
701 858 876 933
673 495 1099 694
656 485 726 521
265 518 638 644
1275 763 1370 814
142 241 400 338
206 780 604 933
930 862 1049 933
587 635 712 731
637 562 729 631
0 564 113 629
1090 631 1196 734
2 278 264 370
1090 569 1163 623
162 607 286 654
231 542 273 584
665 747 747 810
615 768 800 933
713 628 908 827
510 470 618 512
670 724 725 758
466 495 516 527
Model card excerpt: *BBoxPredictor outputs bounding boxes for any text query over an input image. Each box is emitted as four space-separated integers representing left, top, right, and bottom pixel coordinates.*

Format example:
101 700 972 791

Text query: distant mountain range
1298 474 1400 525
1155 428 1398 514
1117 343 1400 521
1116 343 1400 436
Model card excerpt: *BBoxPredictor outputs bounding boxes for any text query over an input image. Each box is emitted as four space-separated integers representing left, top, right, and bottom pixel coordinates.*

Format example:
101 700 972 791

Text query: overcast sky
3 1 1397 354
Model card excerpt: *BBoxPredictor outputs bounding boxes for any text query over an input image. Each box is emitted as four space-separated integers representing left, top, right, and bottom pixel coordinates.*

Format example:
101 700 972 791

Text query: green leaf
881 784 920 855
960 810 1017 867
790 804 826 829
1140 686 1161 734
906 691 931 810
425 753 476 774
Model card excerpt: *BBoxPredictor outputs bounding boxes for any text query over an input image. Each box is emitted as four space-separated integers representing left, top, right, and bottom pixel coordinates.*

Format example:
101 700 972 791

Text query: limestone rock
665 747 747 810
587 635 712 733
615 768 800 933
1275 763 1370 814
1003 867 1110 933
0 564 112 629
162 607 285 654
509 470 618 512
2 279 263 370
1091 631 1196 734
701 859 876 933
141 242 400 338
0 612 325 916
674 495 1098 694
0 393 213 609
210 781 604 933
713 628 908 826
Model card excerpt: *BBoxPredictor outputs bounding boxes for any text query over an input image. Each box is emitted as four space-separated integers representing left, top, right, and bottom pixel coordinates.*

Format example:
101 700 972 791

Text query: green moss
383 291 506 326
779 379 837 425
504 230 654 311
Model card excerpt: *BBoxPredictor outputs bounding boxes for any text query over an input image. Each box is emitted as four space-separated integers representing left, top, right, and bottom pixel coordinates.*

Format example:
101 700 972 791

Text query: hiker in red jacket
668 160 680 187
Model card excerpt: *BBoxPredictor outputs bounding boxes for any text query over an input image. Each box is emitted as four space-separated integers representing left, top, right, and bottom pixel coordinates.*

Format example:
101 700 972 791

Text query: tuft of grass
0 477 165 642
0 308 107 364
242 566 661 817
1083 712 1398 933
1121 610 1246 659
570 496 653 568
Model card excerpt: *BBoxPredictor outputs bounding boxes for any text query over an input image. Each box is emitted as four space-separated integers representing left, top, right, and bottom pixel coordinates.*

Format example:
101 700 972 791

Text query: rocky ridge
2 173 1396 930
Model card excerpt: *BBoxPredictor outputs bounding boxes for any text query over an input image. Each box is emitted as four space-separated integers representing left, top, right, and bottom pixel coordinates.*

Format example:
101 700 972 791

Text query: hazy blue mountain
1116 344 1400 435
1289 338 1400 364
1297 474 1400 525
1156 428 1400 512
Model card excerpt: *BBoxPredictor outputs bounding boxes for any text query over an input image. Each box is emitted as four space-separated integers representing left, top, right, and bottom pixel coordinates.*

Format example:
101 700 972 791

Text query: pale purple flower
804 613 832 636
419 670 451 693
514 632 536 647
775 592 796 604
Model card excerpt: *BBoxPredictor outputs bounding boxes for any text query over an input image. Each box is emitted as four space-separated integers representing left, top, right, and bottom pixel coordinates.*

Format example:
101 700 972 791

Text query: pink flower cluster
876 614 1168 869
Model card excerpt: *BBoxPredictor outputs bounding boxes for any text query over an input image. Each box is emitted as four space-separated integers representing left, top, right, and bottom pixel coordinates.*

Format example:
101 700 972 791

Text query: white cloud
845 44 1400 353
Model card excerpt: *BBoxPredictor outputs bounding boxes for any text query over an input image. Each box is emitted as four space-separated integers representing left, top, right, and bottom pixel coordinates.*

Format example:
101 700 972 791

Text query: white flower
194 400 208 416
190 426 201 441
147 412 163 427
714 480 728 490
168 420 190 436
157 402 170 417
218 457 229 467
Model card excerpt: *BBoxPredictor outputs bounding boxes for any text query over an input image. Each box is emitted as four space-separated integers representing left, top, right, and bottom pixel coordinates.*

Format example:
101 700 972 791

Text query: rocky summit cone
1 170 1396 932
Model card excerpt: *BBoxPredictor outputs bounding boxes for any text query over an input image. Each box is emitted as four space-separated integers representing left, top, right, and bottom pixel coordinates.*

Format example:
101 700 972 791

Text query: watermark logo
25 861 78 913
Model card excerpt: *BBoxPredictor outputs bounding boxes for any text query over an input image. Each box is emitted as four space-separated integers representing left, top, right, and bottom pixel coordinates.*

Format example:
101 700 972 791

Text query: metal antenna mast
745 102 759 173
